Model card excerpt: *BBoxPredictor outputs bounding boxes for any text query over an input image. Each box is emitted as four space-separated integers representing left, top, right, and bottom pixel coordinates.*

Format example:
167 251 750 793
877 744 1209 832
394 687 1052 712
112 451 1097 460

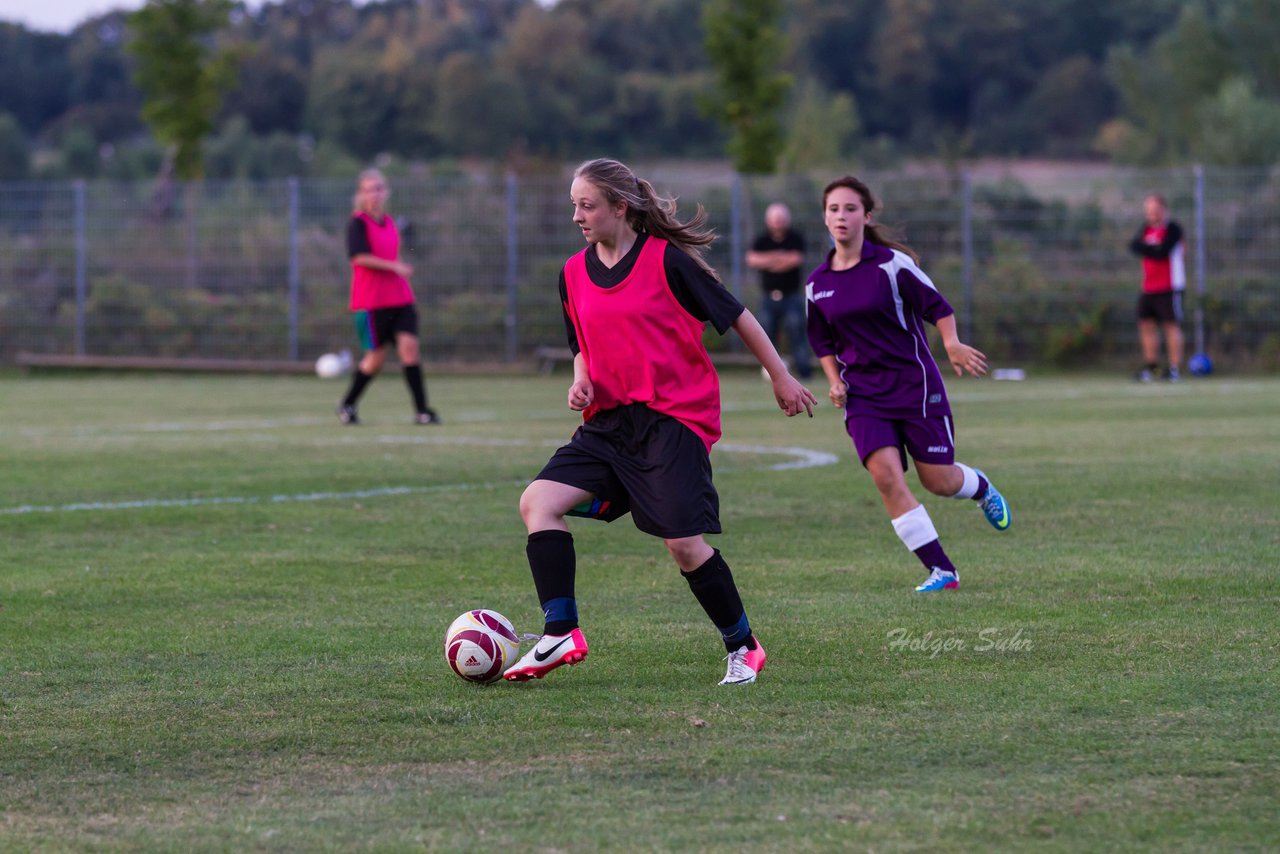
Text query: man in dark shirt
746 203 811 379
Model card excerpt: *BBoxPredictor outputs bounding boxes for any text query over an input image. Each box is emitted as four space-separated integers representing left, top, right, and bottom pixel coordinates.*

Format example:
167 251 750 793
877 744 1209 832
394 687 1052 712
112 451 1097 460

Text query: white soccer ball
444 609 521 684
315 352 346 379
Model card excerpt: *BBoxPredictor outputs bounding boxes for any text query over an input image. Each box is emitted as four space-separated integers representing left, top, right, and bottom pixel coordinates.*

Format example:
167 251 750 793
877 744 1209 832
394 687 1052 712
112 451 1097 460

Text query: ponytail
574 159 720 280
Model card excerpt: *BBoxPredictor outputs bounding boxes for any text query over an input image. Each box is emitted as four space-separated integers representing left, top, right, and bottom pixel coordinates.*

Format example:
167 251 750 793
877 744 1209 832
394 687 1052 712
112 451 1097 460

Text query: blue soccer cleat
975 469 1010 531
914 567 959 592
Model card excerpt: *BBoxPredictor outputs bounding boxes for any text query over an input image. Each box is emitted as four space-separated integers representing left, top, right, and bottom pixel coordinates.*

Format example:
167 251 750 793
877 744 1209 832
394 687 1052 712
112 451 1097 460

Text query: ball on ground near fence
1188 353 1213 376
315 353 346 378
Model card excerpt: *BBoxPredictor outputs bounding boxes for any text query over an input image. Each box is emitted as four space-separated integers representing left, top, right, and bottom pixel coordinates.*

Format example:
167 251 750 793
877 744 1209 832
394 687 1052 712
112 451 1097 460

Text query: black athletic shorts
354 304 419 350
1136 291 1183 324
534 403 721 539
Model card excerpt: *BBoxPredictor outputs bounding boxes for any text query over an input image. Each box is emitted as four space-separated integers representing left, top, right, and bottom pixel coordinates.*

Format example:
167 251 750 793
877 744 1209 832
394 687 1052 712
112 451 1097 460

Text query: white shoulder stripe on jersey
879 249 935 414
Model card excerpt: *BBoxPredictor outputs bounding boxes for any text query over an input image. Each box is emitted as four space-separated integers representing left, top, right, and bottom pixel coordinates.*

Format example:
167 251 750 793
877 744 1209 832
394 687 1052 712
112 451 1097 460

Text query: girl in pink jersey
504 159 817 686
805 176 1010 594
336 168 440 426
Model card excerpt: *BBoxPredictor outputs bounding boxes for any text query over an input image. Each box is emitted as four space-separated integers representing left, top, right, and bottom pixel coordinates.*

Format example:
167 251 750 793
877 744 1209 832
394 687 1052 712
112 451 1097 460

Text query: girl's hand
772 374 818 418
568 378 594 411
944 341 988 378
828 382 848 409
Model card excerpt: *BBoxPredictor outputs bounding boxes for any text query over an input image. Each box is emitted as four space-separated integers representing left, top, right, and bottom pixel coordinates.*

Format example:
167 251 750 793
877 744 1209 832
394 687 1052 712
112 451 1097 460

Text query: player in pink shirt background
337 168 440 425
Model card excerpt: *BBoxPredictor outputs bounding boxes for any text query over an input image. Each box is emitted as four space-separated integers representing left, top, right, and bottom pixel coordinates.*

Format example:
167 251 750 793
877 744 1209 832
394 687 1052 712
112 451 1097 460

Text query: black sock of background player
402 364 428 413
527 530 578 635
342 370 373 408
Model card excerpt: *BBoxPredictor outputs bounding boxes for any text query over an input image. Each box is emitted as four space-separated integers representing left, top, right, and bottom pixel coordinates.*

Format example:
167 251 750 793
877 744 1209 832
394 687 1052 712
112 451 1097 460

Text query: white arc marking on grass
717 443 839 471
0 444 835 515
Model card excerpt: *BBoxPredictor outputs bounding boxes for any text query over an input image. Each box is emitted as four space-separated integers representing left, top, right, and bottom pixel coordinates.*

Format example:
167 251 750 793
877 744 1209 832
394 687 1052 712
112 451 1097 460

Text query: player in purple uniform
805 176 1010 592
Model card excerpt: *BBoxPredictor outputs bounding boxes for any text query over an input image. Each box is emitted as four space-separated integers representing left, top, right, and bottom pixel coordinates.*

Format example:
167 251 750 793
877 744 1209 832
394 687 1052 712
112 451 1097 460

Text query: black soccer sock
682 550 756 652
527 530 578 635
402 363 429 413
342 369 374 407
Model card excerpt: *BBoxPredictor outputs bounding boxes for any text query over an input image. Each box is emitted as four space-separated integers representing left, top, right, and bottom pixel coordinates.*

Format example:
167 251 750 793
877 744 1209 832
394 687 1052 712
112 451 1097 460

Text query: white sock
950 463 981 499
891 505 938 552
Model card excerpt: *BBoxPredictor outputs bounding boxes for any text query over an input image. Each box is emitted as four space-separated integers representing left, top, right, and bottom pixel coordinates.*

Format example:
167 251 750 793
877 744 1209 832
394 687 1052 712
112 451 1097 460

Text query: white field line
0 482 519 516
0 441 837 516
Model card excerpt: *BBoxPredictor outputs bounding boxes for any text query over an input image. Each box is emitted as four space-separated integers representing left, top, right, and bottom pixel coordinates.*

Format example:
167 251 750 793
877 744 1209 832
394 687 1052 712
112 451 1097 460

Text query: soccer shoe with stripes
975 469 1010 531
414 408 442 425
720 637 766 685
336 404 359 425
503 628 588 682
915 567 959 592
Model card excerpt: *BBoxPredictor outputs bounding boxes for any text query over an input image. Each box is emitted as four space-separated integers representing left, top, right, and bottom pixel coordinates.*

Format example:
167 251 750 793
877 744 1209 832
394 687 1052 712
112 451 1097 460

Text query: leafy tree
1193 77 1280 166
305 47 401 159
0 112 30 180
1105 5 1231 162
0 25 71 135
219 50 307 134
1020 56 1114 156
702 0 791 173
126 0 240 179
1217 0 1280 98
60 125 100 178
429 52 528 158
780 79 859 172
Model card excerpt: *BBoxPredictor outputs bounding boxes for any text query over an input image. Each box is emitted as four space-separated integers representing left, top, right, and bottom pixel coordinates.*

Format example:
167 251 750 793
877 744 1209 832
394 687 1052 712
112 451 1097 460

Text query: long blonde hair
574 158 719 279
352 168 389 213
822 175 919 263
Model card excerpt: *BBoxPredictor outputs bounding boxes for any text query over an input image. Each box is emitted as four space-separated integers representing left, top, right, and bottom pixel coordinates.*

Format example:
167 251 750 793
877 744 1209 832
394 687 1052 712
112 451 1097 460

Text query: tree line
1 0 1277 181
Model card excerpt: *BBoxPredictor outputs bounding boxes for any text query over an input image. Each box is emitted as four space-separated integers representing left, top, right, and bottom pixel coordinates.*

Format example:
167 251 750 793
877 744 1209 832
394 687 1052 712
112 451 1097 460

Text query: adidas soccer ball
444 609 521 683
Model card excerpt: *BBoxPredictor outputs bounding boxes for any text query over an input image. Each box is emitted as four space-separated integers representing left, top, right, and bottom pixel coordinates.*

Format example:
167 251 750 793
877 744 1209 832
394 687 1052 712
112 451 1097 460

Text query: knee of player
919 471 958 497
518 485 551 526
663 537 706 567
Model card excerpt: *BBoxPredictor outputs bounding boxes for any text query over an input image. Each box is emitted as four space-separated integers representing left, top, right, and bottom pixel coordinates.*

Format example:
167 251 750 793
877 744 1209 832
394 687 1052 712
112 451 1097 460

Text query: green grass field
1 370 1277 852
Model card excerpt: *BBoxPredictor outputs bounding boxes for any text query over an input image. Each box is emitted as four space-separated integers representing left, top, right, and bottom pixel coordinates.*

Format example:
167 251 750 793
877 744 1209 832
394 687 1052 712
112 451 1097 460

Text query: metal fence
2 164 1278 370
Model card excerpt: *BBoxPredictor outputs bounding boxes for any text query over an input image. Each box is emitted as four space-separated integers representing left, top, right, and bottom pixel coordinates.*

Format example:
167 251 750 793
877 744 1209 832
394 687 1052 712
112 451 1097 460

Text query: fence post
504 173 519 363
287 177 300 361
729 174 744 352
74 180 87 356
729 173 744 303
960 171 974 344
1192 164 1207 358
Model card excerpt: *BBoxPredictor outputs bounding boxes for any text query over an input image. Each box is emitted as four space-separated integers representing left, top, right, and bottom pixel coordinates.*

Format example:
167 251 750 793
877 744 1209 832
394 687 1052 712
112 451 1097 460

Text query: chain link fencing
2 165 1277 371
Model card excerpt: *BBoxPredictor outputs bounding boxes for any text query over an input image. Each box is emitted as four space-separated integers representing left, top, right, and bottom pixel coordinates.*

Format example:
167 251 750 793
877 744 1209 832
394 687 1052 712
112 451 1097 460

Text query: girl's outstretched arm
732 309 818 418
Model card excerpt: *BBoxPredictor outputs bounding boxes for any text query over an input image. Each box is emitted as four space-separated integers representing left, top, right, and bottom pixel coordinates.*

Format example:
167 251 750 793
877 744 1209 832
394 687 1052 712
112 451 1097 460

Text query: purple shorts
846 414 956 470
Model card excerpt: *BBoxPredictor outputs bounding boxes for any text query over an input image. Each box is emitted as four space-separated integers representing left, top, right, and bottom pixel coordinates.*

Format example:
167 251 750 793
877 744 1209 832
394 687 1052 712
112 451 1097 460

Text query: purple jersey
806 240 955 419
